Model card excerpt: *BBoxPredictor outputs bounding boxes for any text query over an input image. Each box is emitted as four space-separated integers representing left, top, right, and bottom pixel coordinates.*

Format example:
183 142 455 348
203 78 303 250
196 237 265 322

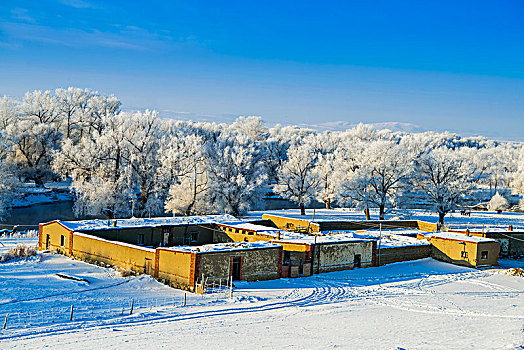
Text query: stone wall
377 245 431 266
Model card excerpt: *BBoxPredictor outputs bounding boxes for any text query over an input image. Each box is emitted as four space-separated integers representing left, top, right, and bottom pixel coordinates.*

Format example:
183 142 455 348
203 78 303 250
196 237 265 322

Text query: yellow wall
417 221 438 232
71 233 156 274
156 249 194 290
419 234 500 267
218 226 275 243
40 221 73 255
262 214 320 233
270 241 309 252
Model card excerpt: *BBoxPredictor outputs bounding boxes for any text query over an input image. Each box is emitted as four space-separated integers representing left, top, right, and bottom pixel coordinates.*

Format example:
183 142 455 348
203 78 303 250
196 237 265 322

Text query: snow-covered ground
1 237 523 349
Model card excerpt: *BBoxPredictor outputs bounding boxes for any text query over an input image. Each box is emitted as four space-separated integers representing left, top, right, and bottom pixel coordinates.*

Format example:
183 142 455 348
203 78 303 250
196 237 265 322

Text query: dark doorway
145 258 152 275
45 234 50 249
231 256 242 281
354 254 361 268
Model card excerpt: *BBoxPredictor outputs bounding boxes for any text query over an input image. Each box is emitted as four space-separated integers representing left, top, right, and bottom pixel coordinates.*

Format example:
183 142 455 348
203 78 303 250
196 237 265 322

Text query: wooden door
231 256 242 281
145 259 152 275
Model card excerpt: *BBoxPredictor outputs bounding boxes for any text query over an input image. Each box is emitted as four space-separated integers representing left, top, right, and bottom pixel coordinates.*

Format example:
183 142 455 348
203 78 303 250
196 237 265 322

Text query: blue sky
1 0 523 139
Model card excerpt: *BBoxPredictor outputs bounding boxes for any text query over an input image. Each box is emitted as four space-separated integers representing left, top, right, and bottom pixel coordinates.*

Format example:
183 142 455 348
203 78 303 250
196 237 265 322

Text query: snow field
0 237 523 349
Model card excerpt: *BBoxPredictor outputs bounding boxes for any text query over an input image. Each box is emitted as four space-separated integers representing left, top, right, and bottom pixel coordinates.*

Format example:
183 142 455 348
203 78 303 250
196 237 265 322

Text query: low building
261 214 438 233
271 236 376 277
38 215 283 292
218 222 377 276
446 228 524 257
418 232 500 268
39 215 242 250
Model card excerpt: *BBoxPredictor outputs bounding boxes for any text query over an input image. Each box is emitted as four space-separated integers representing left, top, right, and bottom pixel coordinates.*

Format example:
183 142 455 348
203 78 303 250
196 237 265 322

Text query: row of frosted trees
1 88 524 224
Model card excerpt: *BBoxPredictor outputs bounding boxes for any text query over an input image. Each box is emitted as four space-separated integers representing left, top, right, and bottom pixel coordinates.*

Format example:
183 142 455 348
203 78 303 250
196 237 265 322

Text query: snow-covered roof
217 222 304 239
275 230 429 248
165 241 281 253
57 214 242 232
333 230 430 248
423 232 497 243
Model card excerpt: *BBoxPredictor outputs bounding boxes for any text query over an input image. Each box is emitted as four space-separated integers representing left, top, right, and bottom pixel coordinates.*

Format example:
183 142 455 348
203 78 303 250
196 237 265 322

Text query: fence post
229 276 233 299
130 299 134 315
183 293 186 307
69 305 74 321
3 313 8 329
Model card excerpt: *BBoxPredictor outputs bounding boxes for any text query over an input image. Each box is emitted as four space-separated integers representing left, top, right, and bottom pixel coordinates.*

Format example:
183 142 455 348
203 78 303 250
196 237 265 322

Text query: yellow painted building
262 214 438 233
38 219 283 292
417 232 500 267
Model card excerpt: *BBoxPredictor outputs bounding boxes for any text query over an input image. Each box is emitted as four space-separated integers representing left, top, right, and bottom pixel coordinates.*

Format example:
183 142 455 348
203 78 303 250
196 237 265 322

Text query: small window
461 251 468 258
162 227 170 234
137 234 144 245
60 235 65 247
284 251 291 264
189 231 199 243
248 231 254 235
481 251 488 260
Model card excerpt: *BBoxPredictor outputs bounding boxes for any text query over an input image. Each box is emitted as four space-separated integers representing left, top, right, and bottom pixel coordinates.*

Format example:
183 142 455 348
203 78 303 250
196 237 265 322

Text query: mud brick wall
377 245 431 266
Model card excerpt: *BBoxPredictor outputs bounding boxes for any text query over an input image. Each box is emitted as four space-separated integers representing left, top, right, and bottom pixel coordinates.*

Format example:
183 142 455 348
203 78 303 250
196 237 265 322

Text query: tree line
1 87 524 224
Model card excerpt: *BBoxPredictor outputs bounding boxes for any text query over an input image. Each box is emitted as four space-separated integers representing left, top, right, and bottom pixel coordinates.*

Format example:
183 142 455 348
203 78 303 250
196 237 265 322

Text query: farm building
40 214 243 250
445 227 524 257
418 232 500 267
271 236 375 277
38 212 500 293
261 213 438 233
217 222 377 276
38 215 283 292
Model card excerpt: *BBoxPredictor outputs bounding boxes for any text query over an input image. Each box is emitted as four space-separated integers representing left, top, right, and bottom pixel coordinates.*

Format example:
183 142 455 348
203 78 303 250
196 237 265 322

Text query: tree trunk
438 212 446 226
379 204 385 220
325 200 331 210
300 202 305 216
364 208 371 220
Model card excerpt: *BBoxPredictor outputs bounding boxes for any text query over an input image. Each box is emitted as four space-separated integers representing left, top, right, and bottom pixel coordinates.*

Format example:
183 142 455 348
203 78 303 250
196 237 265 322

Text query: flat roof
56 214 242 232
165 241 281 253
423 232 497 243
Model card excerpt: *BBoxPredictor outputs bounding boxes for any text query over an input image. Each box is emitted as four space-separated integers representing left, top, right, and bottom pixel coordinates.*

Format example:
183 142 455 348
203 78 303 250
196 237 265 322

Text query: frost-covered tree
229 116 268 142
0 95 19 129
413 147 480 225
487 192 509 212
20 90 59 125
511 145 524 195
119 110 168 216
5 90 61 184
53 112 129 217
0 131 18 219
206 133 267 216
81 94 121 138
313 152 339 209
6 119 60 185
275 142 320 215
55 87 93 141
162 133 210 216
339 140 413 220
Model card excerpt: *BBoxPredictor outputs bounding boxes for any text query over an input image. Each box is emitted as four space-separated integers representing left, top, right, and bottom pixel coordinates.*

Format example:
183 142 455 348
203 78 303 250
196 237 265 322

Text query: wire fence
445 223 523 232
197 276 234 299
1 295 189 331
